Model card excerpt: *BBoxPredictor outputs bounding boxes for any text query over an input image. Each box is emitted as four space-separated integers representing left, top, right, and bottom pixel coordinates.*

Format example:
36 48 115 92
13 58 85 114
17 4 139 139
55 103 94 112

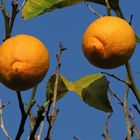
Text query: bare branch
29 106 45 140
102 91 112 140
37 120 44 140
123 86 132 140
16 86 37 140
52 42 66 116
125 62 140 104
16 91 26 116
0 99 11 140
102 113 112 140
18 0 27 11
102 72 130 85
45 42 66 140
28 112 38 140
129 109 140 139
108 88 123 105
132 104 140 115
84 1 102 17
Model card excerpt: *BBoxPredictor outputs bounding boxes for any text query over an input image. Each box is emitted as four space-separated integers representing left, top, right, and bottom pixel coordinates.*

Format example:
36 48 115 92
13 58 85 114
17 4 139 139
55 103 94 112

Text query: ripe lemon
0 34 50 91
82 16 136 69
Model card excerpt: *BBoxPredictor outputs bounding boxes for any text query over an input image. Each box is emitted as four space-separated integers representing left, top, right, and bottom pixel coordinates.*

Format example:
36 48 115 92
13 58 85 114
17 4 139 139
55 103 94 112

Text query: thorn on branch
129 15 133 25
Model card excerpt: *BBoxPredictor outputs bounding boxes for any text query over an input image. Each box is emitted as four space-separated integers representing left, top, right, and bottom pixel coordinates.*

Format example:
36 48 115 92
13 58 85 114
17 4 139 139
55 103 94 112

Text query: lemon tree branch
44 42 66 140
105 0 111 16
125 63 140 104
9 1 19 33
1 0 10 39
123 86 132 140
84 2 102 17
0 99 11 140
25 85 37 114
112 3 140 104
1 0 24 40
16 86 37 140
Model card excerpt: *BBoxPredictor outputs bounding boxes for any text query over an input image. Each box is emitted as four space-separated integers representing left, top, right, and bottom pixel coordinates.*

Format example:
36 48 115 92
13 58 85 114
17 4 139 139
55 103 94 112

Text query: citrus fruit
0 34 50 91
82 16 136 69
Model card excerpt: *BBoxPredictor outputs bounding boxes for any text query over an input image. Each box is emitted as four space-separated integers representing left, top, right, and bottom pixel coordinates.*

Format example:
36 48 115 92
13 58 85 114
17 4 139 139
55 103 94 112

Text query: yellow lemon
0 34 50 91
82 16 136 69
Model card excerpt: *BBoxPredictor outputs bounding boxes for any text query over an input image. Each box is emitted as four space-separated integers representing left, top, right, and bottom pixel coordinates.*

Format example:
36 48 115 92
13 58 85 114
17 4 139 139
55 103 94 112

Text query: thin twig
51 42 66 116
129 109 140 139
15 86 37 140
29 106 45 140
45 96 53 140
18 0 27 11
1 0 10 39
102 91 112 140
25 85 37 114
108 88 123 105
123 86 132 140
84 1 102 17
129 15 133 25
45 42 66 140
37 120 44 140
125 62 140 104
9 1 19 33
132 104 140 115
45 109 59 140
28 112 38 140
16 91 26 116
102 72 130 85
0 99 11 140
102 113 112 140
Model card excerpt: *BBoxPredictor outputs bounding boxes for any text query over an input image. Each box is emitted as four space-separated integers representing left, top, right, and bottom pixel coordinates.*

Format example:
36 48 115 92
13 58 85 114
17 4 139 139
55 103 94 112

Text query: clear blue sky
0 1 140 140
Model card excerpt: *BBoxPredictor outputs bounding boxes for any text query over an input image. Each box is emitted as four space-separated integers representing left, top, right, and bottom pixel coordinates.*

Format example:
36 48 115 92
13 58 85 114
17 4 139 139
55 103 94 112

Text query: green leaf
22 0 84 20
73 73 113 112
46 73 112 113
46 74 69 101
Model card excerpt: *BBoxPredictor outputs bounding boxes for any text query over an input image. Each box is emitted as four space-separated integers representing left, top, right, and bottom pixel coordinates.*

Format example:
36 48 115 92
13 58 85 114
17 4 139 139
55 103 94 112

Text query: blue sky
0 1 140 140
